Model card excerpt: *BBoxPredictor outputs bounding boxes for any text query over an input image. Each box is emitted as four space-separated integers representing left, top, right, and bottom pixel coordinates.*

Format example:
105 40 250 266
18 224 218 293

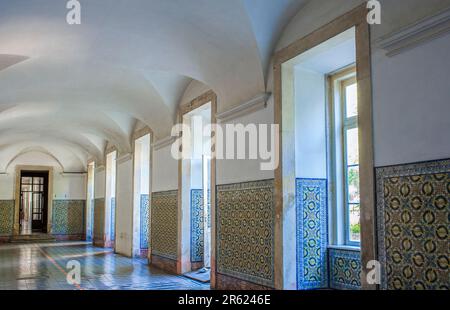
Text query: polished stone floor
0 242 209 290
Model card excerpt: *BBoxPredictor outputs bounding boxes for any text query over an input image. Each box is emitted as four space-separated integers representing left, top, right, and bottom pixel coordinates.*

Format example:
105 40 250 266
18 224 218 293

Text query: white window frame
328 66 361 248
341 76 360 247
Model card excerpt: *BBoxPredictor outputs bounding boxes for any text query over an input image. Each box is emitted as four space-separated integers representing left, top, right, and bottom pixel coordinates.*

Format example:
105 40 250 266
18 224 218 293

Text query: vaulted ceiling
0 0 307 172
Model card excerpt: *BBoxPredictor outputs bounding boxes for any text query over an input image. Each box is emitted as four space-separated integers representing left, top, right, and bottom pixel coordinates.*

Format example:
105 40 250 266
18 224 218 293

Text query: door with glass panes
20 171 49 234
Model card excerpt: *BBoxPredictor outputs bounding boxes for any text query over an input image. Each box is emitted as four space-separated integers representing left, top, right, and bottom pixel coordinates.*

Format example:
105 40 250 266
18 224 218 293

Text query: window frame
328 66 361 248
340 76 360 247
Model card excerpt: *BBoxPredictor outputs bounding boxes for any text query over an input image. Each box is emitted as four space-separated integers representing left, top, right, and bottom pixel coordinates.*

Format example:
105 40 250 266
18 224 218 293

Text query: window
86 162 95 241
105 150 117 244
330 67 360 247
133 133 151 257
341 77 360 245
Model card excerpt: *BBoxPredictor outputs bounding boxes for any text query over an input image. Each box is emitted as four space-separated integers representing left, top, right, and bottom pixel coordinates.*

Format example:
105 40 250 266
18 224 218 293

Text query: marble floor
0 242 209 290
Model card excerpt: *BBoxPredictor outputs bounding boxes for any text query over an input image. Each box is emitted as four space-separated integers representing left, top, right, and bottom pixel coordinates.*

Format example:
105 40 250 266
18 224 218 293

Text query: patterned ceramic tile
329 248 361 290
140 194 149 250
151 191 178 260
52 200 85 235
110 198 116 241
191 189 204 262
296 179 328 289
216 179 275 288
376 159 450 290
0 200 14 236
86 199 94 241
93 198 105 242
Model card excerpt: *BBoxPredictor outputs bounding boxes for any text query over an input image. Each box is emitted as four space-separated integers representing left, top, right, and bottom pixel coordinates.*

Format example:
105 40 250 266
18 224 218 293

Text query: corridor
0 0 448 293
0 242 209 290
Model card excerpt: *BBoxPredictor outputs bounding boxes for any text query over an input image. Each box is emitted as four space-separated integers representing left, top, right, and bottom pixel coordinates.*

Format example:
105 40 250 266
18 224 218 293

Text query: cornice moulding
116 153 133 164
377 7 450 57
95 166 106 173
152 136 176 151
60 172 87 176
216 92 271 123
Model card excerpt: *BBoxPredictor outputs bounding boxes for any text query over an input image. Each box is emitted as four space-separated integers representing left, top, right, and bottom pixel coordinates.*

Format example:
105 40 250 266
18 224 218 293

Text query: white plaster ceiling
0 0 307 172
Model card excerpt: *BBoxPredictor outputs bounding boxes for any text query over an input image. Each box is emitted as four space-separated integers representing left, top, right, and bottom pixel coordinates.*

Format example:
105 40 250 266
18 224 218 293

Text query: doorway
273 5 375 289
184 103 212 281
19 171 49 235
178 91 217 286
105 150 117 248
133 133 151 257
86 162 95 241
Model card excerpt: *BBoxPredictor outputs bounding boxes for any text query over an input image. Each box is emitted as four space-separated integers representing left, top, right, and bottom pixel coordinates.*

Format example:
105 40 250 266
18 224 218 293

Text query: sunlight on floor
0 242 209 290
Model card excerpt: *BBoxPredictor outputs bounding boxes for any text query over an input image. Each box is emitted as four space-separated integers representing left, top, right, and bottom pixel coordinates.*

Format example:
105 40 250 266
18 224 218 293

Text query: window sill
327 245 361 252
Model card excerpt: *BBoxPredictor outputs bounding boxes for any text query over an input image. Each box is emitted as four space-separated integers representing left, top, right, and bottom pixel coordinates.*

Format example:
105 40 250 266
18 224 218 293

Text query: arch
5 148 66 173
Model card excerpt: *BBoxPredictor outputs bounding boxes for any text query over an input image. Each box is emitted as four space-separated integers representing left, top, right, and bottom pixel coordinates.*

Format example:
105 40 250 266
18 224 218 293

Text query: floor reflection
0 242 209 290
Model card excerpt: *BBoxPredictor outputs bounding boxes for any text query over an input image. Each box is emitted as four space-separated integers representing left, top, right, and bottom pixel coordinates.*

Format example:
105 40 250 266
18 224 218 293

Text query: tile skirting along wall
216 179 275 288
191 189 204 263
150 190 178 260
296 178 328 290
140 194 150 251
110 197 116 241
0 200 14 236
376 159 450 290
1 199 86 240
328 247 361 290
150 254 178 274
93 198 105 246
52 200 85 238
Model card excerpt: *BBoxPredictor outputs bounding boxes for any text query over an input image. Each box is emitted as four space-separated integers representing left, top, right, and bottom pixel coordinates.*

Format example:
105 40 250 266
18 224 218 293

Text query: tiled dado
376 159 450 290
93 198 105 246
150 190 178 272
191 189 204 264
328 248 361 290
296 179 328 290
140 194 150 256
52 200 85 239
110 197 116 241
216 179 275 289
0 200 14 239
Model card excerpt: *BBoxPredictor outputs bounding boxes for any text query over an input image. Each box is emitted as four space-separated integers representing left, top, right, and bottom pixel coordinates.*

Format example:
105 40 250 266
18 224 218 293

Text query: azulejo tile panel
87 199 94 241
376 159 450 290
0 200 14 236
329 248 361 290
296 179 328 290
52 200 85 235
110 197 116 241
140 194 149 250
191 189 204 262
151 190 178 260
93 198 105 242
216 179 275 288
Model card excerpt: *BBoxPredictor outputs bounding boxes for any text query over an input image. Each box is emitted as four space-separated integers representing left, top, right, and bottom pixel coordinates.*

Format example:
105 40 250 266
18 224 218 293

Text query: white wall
0 151 86 200
115 156 133 257
53 174 86 200
217 99 275 185
275 0 450 168
294 67 327 179
94 168 105 199
372 31 450 166
179 80 278 185
0 174 14 200
152 144 178 192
